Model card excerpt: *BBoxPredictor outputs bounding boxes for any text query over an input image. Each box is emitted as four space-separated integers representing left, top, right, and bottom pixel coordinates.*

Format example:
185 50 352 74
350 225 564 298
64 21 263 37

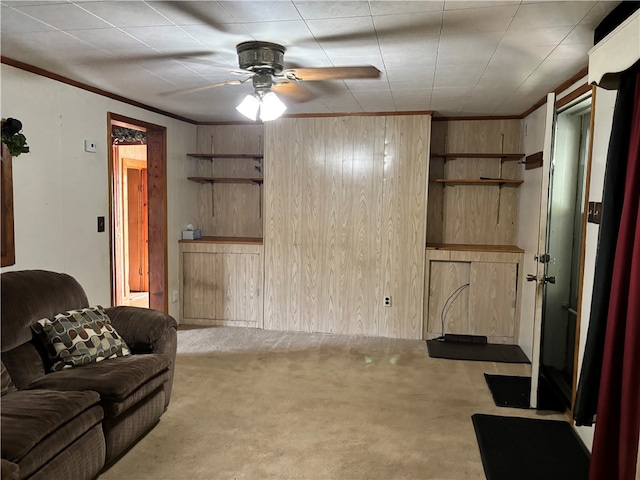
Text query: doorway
113 143 149 307
108 113 168 312
539 97 592 406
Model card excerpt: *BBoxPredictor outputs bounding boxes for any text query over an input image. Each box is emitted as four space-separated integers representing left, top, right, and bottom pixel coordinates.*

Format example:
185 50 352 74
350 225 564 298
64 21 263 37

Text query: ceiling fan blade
81 51 218 66
159 78 250 97
313 17 441 44
154 2 233 33
282 66 380 82
272 82 315 103
175 57 248 75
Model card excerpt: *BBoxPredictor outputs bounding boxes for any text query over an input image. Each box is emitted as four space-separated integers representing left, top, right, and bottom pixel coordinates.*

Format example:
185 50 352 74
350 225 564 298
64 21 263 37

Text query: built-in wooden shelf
187 153 263 160
431 153 524 160
188 177 263 185
427 243 524 254
179 236 263 245
435 178 523 186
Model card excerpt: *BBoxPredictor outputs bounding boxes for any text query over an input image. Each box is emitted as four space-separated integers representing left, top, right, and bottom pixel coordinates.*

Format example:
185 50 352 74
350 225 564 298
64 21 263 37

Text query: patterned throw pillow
32 306 131 372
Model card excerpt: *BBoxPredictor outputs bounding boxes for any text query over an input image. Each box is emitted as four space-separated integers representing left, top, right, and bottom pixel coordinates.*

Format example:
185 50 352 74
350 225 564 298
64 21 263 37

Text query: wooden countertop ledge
427 243 524 253
179 236 263 245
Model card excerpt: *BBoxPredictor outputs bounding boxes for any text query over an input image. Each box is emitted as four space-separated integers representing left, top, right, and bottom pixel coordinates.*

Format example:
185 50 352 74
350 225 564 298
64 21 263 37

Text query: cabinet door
183 252 262 324
427 261 470 337
469 262 517 341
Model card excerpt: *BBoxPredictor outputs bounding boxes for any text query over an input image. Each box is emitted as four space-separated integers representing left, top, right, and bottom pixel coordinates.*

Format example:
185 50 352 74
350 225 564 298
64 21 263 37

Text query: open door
124 159 149 294
529 92 592 409
528 93 557 408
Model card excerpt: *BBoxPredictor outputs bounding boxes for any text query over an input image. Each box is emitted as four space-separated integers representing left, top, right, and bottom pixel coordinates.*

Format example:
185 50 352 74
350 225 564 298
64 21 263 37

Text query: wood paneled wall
263 115 430 339
428 119 523 245
195 125 264 237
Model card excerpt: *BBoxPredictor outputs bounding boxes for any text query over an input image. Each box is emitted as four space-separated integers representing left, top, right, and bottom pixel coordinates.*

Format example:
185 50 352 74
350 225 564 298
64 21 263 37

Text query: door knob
544 276 556 284
526 274 537 282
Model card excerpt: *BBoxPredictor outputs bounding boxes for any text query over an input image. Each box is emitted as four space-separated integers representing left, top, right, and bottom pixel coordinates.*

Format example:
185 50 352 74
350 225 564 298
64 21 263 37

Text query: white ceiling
0 1 619 122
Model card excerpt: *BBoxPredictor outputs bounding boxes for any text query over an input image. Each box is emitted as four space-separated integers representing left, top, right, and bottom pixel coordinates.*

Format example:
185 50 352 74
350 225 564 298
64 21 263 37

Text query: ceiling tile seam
137 65 177 85
557 2 600 47
444 2 523 12
69 2 167 62
69 2 119 29
459 4 519 115
217 1 254 26
4 5 62 32
77 0 225 81
143 0 243 65
368 2 397 111
427 8 446 112
509 36 583 109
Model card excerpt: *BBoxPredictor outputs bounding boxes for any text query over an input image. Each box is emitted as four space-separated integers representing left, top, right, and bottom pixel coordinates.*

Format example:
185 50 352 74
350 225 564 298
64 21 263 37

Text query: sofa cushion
27 354 171 416
1 390 102 467
32 306 131 372
1 361 16 396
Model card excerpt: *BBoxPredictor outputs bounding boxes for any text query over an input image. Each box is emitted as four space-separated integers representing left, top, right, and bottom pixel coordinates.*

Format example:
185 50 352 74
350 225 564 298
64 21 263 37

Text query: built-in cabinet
424 245 523 344
179 238 263 327
424 119 525 343
180 125 265 326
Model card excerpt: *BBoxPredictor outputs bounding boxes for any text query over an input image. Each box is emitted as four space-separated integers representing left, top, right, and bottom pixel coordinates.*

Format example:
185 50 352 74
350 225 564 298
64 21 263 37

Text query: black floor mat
426 340 530 363
472 414 589 480
483 374 566 411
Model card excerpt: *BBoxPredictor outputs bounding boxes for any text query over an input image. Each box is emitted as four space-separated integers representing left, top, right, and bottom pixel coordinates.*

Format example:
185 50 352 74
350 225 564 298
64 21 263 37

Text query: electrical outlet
97 216 105 232
383 296 391 307
171 290 178 303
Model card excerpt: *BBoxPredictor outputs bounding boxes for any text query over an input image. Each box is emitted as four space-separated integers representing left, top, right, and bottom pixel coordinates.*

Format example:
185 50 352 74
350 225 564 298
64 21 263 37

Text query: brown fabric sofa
1 270 178 480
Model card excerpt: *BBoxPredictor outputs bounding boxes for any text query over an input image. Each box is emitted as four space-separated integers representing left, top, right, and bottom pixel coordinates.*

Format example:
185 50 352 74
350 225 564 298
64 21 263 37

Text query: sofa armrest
105 306 178 408
1 459 19 480
104 306 177 356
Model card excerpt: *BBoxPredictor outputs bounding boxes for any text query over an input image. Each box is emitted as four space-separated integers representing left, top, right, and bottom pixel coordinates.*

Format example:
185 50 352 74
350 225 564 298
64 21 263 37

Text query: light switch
588 201 602 224
84 140 97 153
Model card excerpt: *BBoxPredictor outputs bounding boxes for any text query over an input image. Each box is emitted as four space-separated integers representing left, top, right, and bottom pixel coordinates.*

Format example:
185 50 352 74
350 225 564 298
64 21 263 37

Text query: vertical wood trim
147 129 167 312
1 144 15 267
107 115 117 305
570 86 597 420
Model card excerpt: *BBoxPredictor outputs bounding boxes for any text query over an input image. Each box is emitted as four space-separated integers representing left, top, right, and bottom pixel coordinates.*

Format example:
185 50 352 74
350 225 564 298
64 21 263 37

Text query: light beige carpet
99 327 565 480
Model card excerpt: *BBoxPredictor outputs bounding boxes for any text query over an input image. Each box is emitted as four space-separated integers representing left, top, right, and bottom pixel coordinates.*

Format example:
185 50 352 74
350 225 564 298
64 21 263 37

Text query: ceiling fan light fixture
236 93 260 121
259 91 287 121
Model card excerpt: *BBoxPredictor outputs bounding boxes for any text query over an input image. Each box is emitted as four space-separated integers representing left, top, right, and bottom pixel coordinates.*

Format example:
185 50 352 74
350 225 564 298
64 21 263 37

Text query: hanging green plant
1 118 30 157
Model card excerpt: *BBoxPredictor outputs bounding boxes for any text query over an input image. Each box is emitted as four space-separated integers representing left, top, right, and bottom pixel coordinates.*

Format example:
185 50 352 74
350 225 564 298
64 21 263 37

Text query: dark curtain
574 70 638 425
574 69 640 479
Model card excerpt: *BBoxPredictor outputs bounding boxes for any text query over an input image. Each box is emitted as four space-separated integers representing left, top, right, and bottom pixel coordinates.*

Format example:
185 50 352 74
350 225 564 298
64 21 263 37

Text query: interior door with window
539 98 591 406
529 94 591 409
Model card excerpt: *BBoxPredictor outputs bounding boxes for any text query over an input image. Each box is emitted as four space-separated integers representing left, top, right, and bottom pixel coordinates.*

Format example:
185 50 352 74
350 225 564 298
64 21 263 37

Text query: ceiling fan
162 41 381 121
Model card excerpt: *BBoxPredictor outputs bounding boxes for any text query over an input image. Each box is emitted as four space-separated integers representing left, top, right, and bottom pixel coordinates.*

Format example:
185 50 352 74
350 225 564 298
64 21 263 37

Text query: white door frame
529 93 557 408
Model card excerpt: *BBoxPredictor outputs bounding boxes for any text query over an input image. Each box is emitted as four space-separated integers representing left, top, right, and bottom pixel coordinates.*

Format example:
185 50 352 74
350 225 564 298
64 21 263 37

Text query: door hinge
535 253 551 263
